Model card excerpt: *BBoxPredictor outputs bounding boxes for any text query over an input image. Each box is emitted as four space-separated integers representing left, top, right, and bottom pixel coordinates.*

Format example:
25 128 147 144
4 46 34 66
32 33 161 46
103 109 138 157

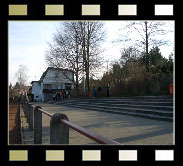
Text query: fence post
24 101 28 119
50 113 69 144
28 104 34 130
23 99 26 111
26 103 30 123
22 99 25 109
34 106 42 144
26 103 29 122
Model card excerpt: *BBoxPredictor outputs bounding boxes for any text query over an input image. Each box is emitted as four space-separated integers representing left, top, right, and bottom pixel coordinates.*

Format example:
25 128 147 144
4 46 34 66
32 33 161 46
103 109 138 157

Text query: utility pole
106 60 109 74
19 73 21 93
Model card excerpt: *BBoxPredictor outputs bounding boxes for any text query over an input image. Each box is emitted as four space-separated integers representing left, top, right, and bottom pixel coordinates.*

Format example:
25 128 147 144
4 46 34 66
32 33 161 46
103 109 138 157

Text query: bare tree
117 21 173 72
45 21 105 94
15 64 29 91
79 21 105 93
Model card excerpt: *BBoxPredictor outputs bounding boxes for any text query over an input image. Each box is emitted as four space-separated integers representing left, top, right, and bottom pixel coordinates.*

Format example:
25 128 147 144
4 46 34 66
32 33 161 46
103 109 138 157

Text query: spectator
19 94 24 107
66 90 69 98
53 93 55 100
68 90 71 98
64 90 66 99
98 85 102 97
62 90 65 99
92 86 96 98
60 91 63 100
19 94 22 104
55 92 58 101
58 92 60 100
106 83 110 97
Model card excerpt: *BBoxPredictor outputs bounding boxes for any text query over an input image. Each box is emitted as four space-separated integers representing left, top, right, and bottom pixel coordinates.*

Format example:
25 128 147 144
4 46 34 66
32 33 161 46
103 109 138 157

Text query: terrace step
59 101 173 110
59 104 173 122
60 102 172 115
50 96 174 122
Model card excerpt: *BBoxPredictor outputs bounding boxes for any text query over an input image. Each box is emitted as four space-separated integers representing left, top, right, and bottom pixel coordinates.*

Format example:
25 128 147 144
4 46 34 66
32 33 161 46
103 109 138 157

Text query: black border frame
0 0 180 165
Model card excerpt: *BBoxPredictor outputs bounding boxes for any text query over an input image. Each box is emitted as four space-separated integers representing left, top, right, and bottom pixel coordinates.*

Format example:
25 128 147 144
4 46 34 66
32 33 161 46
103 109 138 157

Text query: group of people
18 93 30 106
91 83 110 98
51 89 71 101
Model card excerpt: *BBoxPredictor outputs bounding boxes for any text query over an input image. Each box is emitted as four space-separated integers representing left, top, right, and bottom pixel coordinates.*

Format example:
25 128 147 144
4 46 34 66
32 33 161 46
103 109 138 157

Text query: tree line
100 46 173 96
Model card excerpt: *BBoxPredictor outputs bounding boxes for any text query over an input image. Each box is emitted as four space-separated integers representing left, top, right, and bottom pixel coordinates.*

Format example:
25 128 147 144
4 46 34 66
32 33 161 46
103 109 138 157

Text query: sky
9 21 174 86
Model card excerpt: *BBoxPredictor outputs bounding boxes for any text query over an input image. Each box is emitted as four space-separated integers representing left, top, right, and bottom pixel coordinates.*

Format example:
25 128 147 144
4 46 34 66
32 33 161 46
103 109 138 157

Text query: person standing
60 91 63 100
98 85 101 97
55 92 58 101
68 89 71 99
64 90 66 99
19 94 22 106
58 92 60 100
106 83 110 97
66 90 69 98
53 93 55 100
92 86 96 98
62 90 65 99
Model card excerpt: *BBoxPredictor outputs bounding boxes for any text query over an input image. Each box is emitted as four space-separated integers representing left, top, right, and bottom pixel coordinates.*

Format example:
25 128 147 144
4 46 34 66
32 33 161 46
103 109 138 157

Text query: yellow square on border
46 150 64 161
82 150 101 161
9 150 28 161
82 5 100 16
119 150 137 161
45 5 64 15
9 5 27 16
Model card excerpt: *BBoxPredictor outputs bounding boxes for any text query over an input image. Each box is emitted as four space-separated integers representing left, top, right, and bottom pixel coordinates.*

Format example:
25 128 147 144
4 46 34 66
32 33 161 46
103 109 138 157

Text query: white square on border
155 5 173 15
155 150 174 161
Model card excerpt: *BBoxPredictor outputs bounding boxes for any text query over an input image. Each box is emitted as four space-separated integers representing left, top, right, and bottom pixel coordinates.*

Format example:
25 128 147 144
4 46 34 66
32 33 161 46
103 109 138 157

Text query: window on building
65 83 72 90
43 84 52 89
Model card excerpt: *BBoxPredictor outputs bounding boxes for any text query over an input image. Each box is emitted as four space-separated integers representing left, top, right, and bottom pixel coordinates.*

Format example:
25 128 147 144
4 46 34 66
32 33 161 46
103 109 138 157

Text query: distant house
31 67 74 101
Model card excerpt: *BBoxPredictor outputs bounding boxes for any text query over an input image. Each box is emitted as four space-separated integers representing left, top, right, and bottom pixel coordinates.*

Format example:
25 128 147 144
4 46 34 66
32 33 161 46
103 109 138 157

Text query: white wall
32 82 42 101
42 70 74 89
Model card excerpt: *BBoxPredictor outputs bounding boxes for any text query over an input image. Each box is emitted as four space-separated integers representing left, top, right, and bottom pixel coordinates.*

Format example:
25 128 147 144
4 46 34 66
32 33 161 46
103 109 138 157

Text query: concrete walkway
21 102 174 145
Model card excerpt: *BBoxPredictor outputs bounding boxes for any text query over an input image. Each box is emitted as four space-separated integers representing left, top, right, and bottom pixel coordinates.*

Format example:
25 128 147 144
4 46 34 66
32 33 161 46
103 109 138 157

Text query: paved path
22 102 174 145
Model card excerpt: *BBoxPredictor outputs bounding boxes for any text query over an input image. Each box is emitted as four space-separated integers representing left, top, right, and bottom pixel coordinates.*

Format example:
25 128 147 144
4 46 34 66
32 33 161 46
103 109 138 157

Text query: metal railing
22 100 121 145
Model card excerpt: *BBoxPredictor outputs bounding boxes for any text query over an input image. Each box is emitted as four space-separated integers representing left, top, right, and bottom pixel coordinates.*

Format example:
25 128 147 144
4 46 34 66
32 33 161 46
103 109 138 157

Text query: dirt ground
9 101 21 144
